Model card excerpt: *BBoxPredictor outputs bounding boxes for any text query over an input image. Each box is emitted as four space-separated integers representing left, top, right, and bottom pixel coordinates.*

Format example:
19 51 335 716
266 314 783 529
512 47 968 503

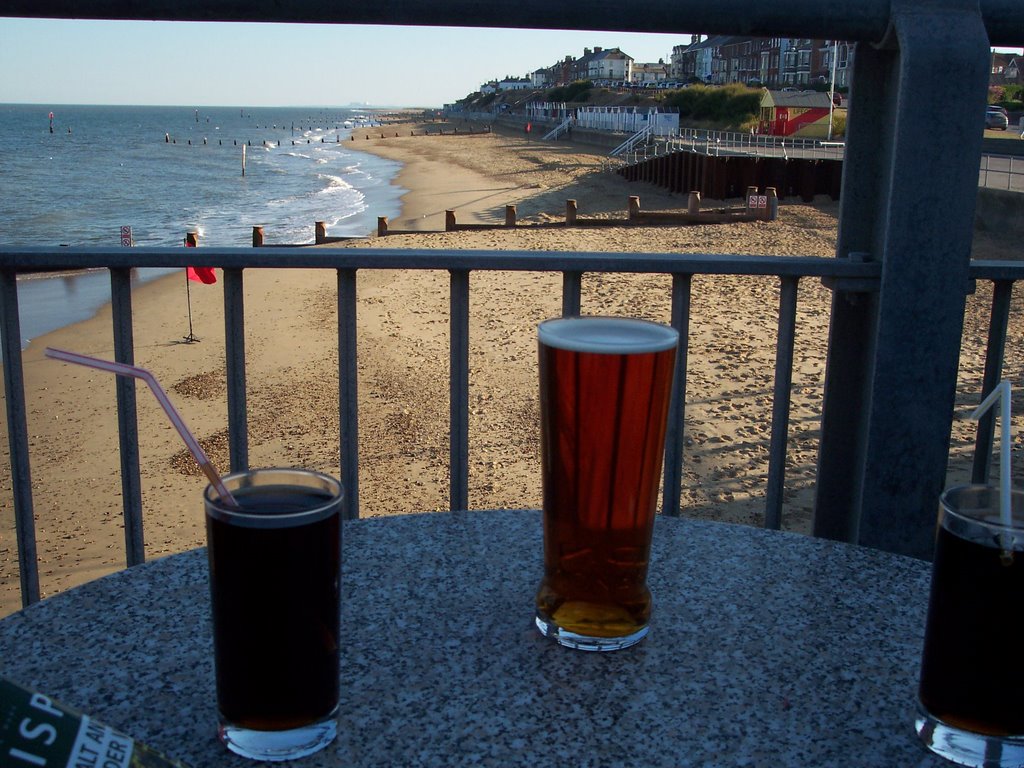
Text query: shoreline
2 118 1021 617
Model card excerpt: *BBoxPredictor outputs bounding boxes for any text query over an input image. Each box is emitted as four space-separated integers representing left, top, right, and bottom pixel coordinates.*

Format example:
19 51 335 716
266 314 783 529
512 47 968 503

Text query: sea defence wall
618 151 843 202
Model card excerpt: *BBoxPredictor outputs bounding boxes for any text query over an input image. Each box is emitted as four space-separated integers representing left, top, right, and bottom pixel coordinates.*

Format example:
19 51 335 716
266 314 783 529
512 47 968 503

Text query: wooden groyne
619 150 842 202
376 192 778 236
357 125 491 140
181 192 778 248
200 223 368 247
160 125 492 146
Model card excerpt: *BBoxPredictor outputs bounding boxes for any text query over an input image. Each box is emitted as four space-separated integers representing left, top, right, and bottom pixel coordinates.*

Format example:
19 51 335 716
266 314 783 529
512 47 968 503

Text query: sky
0 19 691 108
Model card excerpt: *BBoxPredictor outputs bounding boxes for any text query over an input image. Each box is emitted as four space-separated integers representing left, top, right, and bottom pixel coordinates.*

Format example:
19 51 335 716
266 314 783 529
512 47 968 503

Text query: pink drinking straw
45 347 240 510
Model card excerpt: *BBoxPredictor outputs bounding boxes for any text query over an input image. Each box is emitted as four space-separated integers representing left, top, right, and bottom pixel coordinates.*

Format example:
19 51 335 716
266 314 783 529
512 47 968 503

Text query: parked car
985 106 1009 130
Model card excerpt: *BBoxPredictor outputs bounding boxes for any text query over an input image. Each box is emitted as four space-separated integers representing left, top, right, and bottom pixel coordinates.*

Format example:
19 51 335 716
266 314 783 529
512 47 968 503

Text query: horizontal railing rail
4 0 1021 48
3 247 1022 609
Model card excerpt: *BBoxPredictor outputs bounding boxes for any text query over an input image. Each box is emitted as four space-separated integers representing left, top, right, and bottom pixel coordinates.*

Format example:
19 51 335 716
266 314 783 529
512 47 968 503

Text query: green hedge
662 84 762 125
546 80 594 103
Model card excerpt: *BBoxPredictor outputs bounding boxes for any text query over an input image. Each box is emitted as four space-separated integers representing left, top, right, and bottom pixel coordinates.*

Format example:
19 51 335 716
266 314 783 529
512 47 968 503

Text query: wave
317 173 355 193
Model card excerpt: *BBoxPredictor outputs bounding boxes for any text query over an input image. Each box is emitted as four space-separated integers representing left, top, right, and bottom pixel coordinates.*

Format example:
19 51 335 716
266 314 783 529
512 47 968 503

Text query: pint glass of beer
205 468 343 761
535 316 678 651
916 485 1024 767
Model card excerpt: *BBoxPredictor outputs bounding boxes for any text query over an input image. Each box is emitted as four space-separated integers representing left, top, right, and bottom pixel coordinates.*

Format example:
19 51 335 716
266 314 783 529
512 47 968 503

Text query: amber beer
205 469 343 762
916 485 1024 767
535 317 678 651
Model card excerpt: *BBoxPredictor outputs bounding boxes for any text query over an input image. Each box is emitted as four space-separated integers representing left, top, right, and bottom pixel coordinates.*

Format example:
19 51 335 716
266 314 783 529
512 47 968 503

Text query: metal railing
2 0 1023 591
3 247 1022 608
541 117 573 141
610 126 653 157
979 153 1024 193
636 128 847 162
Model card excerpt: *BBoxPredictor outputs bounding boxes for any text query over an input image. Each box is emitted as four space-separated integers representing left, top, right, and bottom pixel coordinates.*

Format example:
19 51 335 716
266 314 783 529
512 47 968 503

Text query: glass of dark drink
916 484 1024 767
204 468 343 761
535 316 678 651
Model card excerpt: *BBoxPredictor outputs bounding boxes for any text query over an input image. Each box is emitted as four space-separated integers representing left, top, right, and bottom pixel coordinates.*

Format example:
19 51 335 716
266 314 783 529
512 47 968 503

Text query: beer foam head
539 317 678 354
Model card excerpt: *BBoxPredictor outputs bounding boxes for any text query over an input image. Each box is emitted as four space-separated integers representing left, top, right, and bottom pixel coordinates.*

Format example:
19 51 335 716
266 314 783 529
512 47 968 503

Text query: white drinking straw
969 379 1013 528
45 347 240 510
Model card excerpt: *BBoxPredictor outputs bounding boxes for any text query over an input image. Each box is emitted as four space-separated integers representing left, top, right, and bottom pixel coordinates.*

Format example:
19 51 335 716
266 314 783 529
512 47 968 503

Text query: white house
581 47 633 83
632 61 669 84
499 77 533 91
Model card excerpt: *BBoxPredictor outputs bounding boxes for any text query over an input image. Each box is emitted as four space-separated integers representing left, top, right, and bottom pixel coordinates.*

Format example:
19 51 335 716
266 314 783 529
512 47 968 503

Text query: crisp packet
0 677 190 768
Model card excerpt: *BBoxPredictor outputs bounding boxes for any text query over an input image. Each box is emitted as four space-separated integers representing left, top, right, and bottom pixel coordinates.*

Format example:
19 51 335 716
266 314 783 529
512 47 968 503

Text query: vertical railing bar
223 268 249 473
662 272 692 517
338 269 360 520
562 271 582 316
764 276 799 530
972 279 1014 484
450 269 470 511
110 268 144 567
0 270 40 606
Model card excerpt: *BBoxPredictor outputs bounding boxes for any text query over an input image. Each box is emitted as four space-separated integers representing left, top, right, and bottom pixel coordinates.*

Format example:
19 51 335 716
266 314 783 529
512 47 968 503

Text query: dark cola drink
534 317 677 651
205 469 342 761
916 484 1024 767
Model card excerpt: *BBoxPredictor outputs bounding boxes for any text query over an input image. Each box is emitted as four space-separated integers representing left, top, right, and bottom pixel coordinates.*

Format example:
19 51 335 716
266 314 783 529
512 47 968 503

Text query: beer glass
205 468 343 761
916 484 1024 767
535 316 678 651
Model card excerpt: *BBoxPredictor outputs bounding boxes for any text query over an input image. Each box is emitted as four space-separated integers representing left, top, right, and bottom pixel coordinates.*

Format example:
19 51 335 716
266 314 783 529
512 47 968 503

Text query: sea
0 104 407 349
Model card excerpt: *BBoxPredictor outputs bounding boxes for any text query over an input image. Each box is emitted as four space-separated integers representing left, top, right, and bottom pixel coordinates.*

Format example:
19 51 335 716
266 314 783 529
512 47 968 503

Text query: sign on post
120 226 133 247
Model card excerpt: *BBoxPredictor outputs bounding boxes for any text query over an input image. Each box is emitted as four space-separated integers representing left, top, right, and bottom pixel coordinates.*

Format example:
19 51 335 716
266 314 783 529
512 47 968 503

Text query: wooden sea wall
618 151 843 202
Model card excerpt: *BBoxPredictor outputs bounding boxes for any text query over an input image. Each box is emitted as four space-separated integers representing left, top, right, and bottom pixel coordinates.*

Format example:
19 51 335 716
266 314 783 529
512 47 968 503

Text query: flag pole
183 268 199 343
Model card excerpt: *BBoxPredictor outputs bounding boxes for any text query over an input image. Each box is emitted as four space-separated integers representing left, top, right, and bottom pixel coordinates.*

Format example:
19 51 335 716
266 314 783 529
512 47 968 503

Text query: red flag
186 266 217 284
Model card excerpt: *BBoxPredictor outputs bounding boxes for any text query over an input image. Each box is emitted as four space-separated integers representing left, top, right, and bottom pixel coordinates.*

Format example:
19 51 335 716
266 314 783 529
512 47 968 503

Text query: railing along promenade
2 247 1022 608
2 0 1023 605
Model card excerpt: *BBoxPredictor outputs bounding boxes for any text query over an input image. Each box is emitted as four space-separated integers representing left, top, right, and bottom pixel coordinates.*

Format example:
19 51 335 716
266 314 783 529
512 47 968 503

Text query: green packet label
1 678 190 768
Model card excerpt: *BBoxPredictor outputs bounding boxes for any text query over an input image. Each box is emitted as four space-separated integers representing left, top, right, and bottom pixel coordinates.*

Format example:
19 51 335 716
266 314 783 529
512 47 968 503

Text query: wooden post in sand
566 200 577 226
505 205 517 227
315 221 327 244
628 196 641 221
766 187 779 221
687 191 701 214
252 226 264 247
445 210 457 231
377 217 389 237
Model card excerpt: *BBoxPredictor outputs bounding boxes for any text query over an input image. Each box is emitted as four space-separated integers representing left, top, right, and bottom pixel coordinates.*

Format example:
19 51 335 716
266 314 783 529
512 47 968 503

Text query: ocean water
0 104 406 347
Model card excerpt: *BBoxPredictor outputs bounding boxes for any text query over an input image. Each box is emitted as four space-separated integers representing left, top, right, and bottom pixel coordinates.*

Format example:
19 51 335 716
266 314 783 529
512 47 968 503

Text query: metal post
813 0 990 558
0 270 40 606
561 272 582 316
662 273 692 517
110 268 144 566
223 268 248 472
338 269 360 519
449 270 470 511
764 276 799 530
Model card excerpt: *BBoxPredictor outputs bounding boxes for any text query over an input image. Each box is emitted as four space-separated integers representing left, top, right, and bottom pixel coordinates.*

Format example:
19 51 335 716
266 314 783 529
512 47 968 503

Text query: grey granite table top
0 510 945 767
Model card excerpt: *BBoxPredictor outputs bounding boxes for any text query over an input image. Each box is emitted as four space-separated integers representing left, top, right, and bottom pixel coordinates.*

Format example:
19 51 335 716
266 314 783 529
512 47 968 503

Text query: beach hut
759 90 833 137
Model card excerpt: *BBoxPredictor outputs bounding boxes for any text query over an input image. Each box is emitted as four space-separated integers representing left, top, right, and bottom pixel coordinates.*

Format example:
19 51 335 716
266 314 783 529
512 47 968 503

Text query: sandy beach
1 118 1021 617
